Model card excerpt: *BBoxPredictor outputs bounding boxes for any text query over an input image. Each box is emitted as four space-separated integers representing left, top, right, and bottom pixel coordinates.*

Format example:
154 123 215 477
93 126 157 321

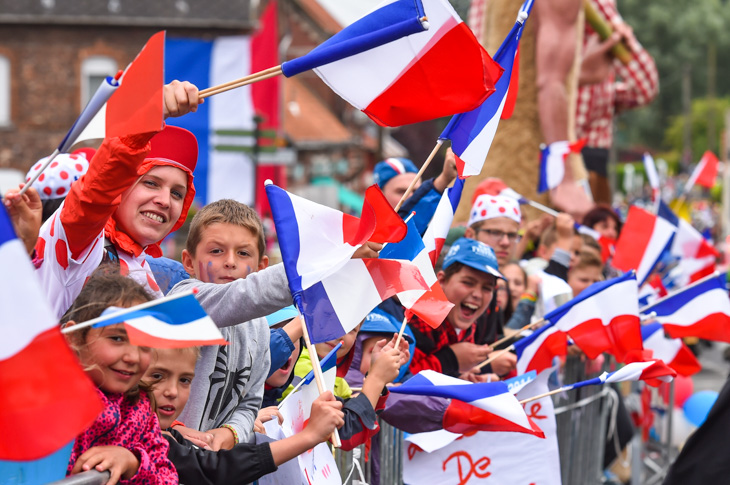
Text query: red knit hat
146 125 198 173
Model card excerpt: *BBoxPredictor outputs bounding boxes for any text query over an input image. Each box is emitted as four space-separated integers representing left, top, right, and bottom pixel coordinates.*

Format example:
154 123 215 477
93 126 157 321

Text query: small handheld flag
537 139 586 193
63 290 227 348
391 370 544 436
0 205 102 460
439 0 533 177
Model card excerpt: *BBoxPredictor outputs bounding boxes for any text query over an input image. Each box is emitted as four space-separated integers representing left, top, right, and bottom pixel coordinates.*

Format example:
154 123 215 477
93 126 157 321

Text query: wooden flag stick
199 66 284 99
393 140 444 213
61 289 197 334
277 378 306 410
18 148 60 196
475 345 515 371
490 318 546 350
299 309 342 448
393 315 410 350
519 387 566 405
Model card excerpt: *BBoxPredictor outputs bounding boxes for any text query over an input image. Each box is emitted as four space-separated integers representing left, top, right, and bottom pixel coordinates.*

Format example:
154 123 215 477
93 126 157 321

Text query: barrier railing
47 470 110 485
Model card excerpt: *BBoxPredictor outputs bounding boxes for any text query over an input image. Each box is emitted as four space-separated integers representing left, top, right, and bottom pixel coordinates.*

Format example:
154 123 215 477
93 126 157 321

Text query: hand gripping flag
641 322 701 377
422 177 464 266
439 0 533 177
546 272 643 362
380 218 453 328
644 272 730 343
0 205 102 461
78 291 227 348
266 183 428 343
537 139 587 193
613 205 676 286
295 0 500 127
390 370 544 436
684 150 719 192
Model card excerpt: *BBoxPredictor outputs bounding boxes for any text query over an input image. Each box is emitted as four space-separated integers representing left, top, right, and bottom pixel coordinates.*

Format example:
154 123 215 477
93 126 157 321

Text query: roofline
0 15 256 29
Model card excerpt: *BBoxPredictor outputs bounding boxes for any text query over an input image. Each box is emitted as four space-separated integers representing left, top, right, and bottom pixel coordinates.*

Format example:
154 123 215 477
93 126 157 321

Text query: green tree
664 97 729 159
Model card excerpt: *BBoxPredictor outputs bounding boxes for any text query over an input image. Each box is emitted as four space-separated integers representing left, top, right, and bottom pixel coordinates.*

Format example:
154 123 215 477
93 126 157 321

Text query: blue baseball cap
373 158 419 188
442 237 504 279
265 306 299 327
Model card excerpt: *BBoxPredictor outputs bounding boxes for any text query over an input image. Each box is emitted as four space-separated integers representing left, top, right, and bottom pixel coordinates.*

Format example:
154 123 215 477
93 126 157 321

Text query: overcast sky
316 0 381 27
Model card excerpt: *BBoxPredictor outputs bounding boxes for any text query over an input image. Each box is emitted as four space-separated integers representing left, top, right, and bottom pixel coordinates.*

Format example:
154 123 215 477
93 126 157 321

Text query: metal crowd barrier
47 471 110 485
554 355 613 485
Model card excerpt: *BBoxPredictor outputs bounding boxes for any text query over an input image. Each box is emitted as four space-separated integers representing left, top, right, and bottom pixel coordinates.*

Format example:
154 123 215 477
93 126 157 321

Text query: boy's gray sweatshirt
168 263 292 444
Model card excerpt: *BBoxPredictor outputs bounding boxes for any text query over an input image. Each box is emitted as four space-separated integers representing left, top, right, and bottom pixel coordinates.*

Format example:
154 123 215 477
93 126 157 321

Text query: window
80 56 117 108
0 55 10 126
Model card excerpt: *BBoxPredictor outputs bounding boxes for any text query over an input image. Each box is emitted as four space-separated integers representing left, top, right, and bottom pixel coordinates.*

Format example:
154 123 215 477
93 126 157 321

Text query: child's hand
489 350 517 377
526 274 541 296
3 185 42 255
303 391 344 445
388 333 411 367
450 342 493 373
352 241 383 259
163 80 202 119
71 445 139 485
173 424 215 449
254 406 284 434
369 339 402 385
209 426 237 451
460 372 499 383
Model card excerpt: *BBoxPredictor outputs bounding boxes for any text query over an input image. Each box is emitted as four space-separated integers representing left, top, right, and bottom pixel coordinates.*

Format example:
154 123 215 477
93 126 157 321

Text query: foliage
664 97 730 159
616 0 730 151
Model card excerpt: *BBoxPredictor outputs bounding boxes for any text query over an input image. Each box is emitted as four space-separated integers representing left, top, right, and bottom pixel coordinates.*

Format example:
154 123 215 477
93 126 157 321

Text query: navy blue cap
443 237 504 279
373 158 418 188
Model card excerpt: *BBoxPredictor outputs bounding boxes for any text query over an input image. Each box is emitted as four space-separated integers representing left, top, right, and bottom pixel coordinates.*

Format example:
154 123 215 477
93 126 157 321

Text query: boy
168 199 293 450
408 238 505 379
144 347 345 484
567 250 604 297
465 195 522 268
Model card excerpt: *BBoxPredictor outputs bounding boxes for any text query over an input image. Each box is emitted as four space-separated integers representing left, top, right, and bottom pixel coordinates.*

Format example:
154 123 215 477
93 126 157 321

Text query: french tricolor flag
266 182 422 343
537 139 586 193
645 272 730 343
641 322 701 377
668 204 718 285
439 0 533 177
643 153 660 203
298 257 429 343
423 177 464 266
390 370 544 436
84 291 227 348
306 0 500 127
612 205 676 286
547 272 643 362
266 183 407 295
514 321 567 375
0 205 102 461
685 150 719 192
568 360 676 389
380 218 453 328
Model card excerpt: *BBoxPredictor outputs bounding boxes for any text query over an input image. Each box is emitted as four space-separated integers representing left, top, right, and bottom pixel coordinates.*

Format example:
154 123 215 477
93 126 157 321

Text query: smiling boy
408 238 504 379
166 199 293 450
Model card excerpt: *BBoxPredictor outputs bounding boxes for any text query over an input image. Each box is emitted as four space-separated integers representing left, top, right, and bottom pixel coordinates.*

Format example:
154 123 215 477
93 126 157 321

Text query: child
61 269 176 484
465 194 522 268
143 346 345 484
285 323 407 451
169 199 293 449
32 80 201 318
567 250 604 297
408 237 508 379
501 262 540 332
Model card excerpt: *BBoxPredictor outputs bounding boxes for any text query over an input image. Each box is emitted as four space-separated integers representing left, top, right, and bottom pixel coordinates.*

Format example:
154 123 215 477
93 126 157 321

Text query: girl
28 80 201 318
62 269 177 484
500 262 540 332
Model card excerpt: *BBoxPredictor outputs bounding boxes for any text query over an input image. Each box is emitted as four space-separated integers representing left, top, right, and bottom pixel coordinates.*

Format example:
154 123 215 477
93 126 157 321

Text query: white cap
468 194 522 227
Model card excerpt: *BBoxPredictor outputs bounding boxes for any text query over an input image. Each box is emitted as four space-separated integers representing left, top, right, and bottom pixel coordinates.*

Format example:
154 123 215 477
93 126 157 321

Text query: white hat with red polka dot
25 150 91 200
468 194 521 227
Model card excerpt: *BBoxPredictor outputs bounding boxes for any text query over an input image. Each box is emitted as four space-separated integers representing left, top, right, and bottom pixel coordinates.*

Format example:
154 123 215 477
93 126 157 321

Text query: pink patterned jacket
67 388 177 484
